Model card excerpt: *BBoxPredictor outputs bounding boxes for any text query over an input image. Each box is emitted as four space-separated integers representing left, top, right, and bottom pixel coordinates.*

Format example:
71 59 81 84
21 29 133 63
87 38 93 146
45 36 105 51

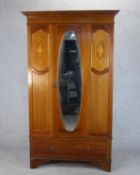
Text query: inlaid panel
91 29 110 71
32 29 49 72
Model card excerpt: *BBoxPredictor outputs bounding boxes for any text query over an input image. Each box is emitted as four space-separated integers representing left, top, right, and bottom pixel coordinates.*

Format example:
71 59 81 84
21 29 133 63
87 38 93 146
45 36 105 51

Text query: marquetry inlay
37 44 44 57
96 40 105 60
32 29 49 72
91 29 110 71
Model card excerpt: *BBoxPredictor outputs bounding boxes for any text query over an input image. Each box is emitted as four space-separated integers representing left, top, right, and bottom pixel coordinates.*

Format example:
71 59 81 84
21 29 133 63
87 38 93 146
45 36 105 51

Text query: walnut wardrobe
22 10 118 171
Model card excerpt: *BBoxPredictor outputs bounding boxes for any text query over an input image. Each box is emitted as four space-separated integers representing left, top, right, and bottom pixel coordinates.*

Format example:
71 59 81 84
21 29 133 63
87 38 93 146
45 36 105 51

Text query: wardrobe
22 10 118 171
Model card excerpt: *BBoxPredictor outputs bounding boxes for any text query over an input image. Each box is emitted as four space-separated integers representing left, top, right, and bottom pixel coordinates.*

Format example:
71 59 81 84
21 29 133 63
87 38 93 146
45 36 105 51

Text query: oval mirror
58 31 82 132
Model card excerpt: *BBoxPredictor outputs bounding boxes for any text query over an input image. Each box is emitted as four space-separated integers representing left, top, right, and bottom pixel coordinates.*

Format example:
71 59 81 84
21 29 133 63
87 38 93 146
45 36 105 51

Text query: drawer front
30 138 110 160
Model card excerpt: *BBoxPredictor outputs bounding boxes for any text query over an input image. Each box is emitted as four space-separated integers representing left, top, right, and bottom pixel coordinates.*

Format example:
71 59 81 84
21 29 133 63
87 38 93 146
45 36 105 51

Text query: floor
0 145 139 175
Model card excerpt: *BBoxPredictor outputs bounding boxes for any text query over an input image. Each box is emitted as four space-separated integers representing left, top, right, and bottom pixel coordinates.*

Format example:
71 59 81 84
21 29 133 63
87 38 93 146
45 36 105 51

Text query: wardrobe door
88 26 113 137
28 25 54 136
54 24 88 137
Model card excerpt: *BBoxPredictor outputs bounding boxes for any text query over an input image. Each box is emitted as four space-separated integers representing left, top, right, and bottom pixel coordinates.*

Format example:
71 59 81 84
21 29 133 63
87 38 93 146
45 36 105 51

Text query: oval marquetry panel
32 29 49 72
91 29 110 71
96 40 105 60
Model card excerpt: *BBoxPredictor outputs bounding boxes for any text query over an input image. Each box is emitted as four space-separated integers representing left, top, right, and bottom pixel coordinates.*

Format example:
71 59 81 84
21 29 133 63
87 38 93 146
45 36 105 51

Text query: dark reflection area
58 31 82 131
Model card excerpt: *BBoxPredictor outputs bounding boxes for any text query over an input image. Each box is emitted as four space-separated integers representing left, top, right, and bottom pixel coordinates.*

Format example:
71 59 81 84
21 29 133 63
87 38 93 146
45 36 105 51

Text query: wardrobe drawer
31 139 109 160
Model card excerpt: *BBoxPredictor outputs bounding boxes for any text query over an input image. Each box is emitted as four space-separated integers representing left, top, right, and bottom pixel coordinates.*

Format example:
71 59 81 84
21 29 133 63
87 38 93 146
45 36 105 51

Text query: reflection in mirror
58 31 82 132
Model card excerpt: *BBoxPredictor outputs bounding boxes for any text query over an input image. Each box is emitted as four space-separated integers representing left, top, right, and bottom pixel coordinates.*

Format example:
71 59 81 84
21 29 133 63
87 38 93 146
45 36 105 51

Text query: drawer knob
85 147 91 153
48 146 54 152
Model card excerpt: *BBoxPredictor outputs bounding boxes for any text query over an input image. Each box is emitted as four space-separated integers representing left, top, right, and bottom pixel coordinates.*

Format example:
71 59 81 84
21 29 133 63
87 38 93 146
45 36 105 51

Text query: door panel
54 24 87 137
88 27 111 136
29 25 53 135
90 73 109 134
32 72 50 130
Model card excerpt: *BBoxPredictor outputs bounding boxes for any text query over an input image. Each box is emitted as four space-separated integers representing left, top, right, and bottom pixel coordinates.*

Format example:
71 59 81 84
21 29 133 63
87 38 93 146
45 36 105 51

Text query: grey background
0 0 140 174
